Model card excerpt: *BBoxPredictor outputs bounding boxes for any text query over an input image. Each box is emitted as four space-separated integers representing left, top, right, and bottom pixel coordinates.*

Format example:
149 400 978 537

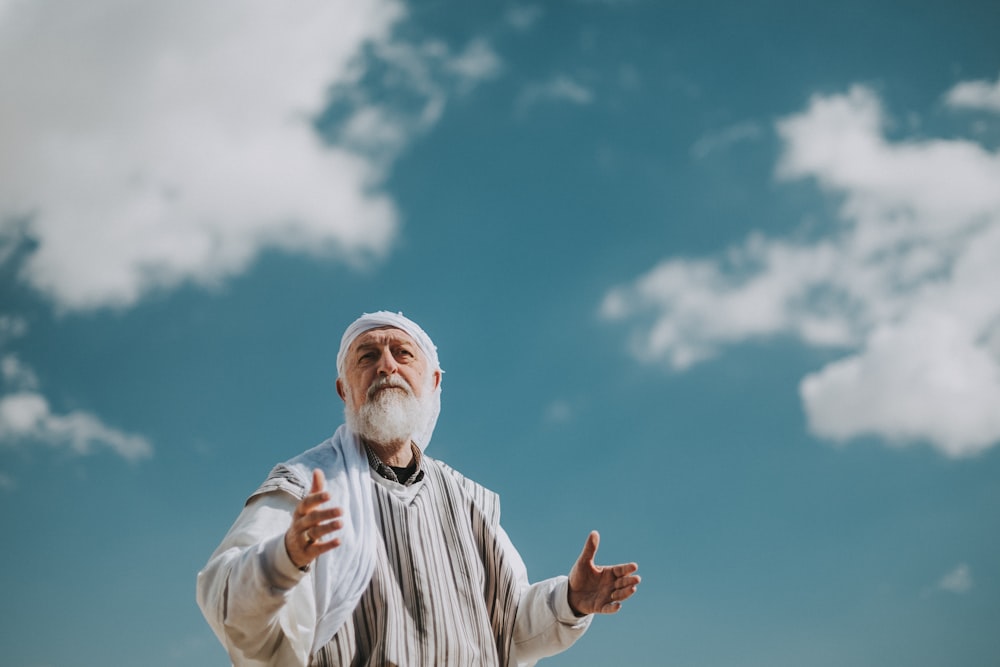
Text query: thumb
310 468 326 494
577 530 600 566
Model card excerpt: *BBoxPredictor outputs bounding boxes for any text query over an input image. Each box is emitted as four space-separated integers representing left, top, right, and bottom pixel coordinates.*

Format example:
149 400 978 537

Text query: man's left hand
567 530 640 615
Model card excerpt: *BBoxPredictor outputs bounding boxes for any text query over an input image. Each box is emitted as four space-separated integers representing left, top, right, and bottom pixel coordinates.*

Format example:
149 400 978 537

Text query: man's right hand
284 469 344 569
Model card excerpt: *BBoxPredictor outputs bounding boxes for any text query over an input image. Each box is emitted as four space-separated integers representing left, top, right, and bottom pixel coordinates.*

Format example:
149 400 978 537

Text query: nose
375 348 398 376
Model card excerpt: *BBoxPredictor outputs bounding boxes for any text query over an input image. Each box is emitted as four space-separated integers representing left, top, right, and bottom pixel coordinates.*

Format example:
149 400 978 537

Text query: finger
309 518 344 541
577 530 600 567
289 529 342 569
297 488 332 516
614 584 639 603
312 537 342 556
614 572 641 587
310 469 326 494
302 507 343 527
610 562 639 577
615 577 642 593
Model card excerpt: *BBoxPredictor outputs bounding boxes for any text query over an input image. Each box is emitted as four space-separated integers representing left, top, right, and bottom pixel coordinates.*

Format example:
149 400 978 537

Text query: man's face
337 327 440 412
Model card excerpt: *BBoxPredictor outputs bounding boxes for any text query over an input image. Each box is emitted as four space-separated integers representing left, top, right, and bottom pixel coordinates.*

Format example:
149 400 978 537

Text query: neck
364 438 413 467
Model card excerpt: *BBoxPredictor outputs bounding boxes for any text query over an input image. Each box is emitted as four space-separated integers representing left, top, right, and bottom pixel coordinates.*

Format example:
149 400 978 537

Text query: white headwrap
336 310 442 449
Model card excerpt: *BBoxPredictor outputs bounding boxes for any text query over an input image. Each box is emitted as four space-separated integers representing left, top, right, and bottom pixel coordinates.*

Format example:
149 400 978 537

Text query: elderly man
197 312 640 667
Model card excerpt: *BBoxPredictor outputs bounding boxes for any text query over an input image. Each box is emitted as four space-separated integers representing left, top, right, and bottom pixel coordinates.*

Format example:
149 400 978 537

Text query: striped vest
312 458 519 666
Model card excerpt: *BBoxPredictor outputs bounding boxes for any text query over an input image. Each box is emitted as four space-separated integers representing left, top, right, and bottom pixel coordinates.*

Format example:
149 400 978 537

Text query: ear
335 378 347 402
432 369 442 391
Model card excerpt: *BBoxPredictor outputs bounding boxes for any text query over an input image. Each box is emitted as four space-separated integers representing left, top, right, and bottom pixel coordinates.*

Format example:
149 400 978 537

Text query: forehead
348 327 419 352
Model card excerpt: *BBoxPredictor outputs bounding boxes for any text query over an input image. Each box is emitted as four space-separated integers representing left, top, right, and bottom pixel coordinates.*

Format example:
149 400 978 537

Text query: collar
363 441 425 486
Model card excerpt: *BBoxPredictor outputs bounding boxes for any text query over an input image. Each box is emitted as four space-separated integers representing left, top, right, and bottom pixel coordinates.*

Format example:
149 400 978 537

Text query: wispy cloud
572 0 640 6
2 354 39 390
505 5 544 31
516 75 595 114
0 333 153 469
691 122 763 159
445 38 503 86
0 0 499 312
0 392 153 461
544 399 574 425
0 316 28 345
944 72 1000 113
0 345 152 462
602 82 1000 458
937 563 973 594
333 35 501 159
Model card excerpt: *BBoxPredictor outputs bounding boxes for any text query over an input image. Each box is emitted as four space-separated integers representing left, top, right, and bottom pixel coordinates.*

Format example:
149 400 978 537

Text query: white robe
197 446 591 667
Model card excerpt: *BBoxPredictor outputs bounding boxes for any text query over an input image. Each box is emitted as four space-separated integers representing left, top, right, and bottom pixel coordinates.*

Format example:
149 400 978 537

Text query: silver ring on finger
303 530 315 546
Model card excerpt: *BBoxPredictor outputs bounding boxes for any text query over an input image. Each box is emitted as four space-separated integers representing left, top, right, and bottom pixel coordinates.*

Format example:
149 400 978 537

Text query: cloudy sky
2 1 999 665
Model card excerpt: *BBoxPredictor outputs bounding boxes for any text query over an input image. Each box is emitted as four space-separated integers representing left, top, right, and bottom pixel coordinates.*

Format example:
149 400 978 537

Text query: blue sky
2 1 999 665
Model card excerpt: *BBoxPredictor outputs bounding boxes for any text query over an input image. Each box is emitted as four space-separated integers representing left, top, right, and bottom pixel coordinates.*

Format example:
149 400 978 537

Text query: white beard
344 376 430 447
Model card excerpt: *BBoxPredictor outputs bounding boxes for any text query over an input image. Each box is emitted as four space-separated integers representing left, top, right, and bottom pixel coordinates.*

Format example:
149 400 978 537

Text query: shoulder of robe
246 437 345 505
247 463 308 505
424 456 501 522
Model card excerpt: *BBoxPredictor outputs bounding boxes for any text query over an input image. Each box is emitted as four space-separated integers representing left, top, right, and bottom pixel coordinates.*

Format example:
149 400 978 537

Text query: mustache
366 375 413 400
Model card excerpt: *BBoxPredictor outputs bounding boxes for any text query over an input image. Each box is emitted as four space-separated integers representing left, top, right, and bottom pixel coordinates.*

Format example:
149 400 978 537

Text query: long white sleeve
497 527 593 666
196 493 316 667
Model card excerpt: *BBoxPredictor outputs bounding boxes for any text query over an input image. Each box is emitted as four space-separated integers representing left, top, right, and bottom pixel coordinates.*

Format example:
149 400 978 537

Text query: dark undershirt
389 464 417 485
363 441 424 486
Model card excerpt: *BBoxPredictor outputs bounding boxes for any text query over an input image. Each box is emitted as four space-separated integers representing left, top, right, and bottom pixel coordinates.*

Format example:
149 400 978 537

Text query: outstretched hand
567 531 640 615
284 469 344 569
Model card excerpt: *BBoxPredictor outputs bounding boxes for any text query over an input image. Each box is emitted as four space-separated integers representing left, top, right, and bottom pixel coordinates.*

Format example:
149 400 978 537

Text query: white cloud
601 235 850 370
944 73 1000 113
0 315 27 344
0 0 455 311
801 313 1000 457
691 121 763 159
0 391 153 461
506 5 543 31
937 563 973 594
445 38 503 85
516 75 594 114
0 1 506 471
332 36 501 160
2 354 39 390
544 399 574 424
0 345 150 461
602 82 1000 457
